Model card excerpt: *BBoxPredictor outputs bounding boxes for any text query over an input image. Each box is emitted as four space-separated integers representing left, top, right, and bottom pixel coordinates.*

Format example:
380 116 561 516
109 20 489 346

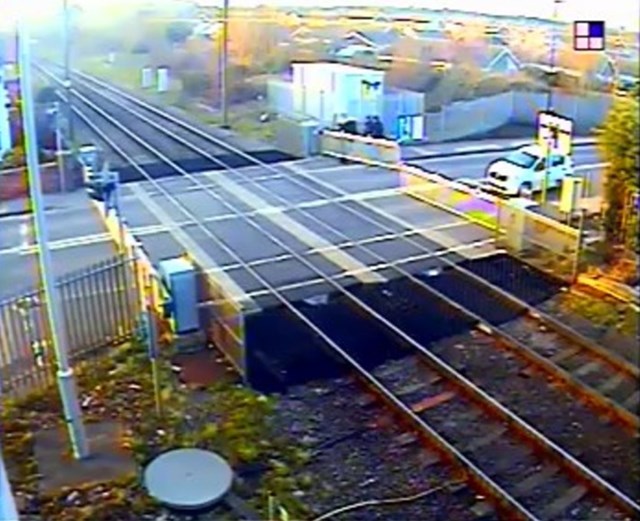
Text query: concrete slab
34 421 136 493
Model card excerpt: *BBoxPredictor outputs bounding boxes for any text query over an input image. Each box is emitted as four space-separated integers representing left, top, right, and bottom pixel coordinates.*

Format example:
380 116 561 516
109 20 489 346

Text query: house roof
341 29 402 49
411 38 520 70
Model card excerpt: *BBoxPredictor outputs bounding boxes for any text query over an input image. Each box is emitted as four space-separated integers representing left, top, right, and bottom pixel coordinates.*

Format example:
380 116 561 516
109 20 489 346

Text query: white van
480 144 574 197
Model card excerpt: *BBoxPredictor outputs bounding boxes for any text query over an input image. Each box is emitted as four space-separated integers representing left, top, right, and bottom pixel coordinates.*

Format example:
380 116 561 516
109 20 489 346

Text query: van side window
551 155 565 167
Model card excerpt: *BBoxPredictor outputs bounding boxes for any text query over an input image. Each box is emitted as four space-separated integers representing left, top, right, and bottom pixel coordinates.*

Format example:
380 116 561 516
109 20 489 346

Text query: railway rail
38 63 640 520
53 63 640 431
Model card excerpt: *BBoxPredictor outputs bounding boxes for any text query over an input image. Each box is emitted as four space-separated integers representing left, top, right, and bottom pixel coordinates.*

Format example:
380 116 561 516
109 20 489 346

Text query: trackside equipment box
158 257 198 335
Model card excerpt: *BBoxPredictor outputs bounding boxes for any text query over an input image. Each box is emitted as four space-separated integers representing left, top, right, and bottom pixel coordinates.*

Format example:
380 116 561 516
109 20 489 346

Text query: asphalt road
116 156 499 311
409 145 603 188
0 191 117 299
0 145 604 300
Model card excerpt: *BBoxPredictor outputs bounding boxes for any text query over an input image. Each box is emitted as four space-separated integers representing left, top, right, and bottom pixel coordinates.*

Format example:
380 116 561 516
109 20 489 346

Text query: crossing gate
0 255 141 398
320 130 401 167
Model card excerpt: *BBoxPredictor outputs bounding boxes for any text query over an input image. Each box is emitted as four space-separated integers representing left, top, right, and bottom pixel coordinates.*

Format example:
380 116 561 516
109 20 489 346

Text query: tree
227 17 284 73
386 37 425 90
181 71 211 98
165 21 193 45
596 96 639 251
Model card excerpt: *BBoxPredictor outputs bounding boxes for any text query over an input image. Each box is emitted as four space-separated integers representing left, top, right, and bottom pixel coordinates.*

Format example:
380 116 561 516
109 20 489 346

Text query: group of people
363 115 385 139
334 114 385 139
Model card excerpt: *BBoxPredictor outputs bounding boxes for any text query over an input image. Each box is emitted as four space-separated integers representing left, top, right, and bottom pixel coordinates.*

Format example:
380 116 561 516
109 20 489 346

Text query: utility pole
62 0 74 146
18 18 89 459
541 0 562 205
221 0 230 128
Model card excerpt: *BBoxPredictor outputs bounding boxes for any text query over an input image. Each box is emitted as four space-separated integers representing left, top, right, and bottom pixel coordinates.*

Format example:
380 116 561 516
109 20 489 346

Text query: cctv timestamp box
573 20 605 51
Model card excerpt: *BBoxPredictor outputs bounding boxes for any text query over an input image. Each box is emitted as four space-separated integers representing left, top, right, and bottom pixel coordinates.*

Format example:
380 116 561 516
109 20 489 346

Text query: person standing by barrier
371 116 385 139
363 116 374 137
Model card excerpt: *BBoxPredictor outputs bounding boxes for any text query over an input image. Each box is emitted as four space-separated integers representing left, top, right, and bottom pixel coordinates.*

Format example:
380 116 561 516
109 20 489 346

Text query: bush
473 74 511 97
131 41 150 54
509 76 549 92
180 71 211 99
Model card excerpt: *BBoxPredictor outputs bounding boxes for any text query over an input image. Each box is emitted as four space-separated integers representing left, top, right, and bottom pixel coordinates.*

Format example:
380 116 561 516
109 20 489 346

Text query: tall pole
54 102 65 192
541 0 562 205
62 0 74 146
221 0 230 128
18 18 89 459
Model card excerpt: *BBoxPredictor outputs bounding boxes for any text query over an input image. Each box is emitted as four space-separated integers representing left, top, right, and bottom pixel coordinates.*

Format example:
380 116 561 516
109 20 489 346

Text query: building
291 61 385 125
0 33 16 158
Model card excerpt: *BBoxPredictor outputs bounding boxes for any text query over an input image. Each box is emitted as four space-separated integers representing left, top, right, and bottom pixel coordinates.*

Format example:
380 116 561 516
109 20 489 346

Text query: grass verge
2 340 312 520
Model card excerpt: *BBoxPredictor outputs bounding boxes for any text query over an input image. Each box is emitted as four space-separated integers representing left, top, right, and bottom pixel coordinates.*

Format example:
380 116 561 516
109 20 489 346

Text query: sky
2 0 639 32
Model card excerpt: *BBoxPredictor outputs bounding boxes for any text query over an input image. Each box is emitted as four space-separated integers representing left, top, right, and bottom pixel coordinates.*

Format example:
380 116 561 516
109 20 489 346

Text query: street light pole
18 18 89 459
53 102 65 192
541 0 562 205
62 0 74 146
221 0 230 128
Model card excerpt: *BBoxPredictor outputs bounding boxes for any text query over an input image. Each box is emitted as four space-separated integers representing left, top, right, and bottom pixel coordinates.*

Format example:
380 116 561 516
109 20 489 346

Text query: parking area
117 157 500 311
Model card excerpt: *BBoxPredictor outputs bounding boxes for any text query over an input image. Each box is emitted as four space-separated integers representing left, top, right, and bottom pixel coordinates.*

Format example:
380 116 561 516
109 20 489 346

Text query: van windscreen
505 150 538 169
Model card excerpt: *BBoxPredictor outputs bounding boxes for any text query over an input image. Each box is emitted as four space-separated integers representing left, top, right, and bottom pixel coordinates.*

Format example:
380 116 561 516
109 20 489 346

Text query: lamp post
49 102 65 192
541 0 563 205
62 0 74 146
18 17 89 460
220 0 230 128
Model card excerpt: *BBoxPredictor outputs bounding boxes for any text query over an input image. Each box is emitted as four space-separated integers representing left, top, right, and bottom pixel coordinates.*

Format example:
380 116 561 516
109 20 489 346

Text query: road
0 191 117 299
409 145 603 186
0 144 605 299
114 156 500 312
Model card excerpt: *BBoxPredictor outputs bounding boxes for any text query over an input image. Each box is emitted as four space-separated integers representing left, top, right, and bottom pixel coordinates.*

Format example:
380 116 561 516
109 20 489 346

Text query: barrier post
145 278 162 417
494 197 502 247
571 208 586 283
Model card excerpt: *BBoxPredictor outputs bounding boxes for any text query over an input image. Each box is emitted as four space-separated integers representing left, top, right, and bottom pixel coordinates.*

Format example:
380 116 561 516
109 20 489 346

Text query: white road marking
129 183 253 304
574 162 608 171
455 144 501 152
204 170 386 284
239 238 503 301
286 163 497 260
19 221 31 248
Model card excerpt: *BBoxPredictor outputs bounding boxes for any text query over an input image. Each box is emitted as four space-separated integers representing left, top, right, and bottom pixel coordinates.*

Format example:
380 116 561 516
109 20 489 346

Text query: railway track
38 64 640 519
53 63 640 431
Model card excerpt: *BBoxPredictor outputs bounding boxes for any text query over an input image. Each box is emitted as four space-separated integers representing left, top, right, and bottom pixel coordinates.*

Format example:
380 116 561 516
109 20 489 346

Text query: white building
291 62 385 126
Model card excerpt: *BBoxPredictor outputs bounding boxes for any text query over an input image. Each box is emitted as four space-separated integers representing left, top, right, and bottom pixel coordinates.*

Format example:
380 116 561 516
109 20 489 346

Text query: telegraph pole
18 18 89 459
221 0 230 128
541 0 562 205
62 0 75 146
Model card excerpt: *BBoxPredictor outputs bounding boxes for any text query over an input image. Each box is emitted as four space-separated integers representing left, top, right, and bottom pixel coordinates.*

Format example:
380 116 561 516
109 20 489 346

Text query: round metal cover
143 448 233 511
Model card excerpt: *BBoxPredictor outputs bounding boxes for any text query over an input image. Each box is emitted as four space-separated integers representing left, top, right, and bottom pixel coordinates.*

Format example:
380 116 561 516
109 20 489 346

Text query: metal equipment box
158 257 198 335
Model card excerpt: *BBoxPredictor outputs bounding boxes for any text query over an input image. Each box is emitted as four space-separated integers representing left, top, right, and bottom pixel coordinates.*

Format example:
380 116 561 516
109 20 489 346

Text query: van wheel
518 182 533 197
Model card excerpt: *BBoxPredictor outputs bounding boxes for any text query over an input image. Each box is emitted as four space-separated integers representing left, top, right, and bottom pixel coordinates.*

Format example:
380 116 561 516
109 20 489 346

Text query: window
489 171 508 182
551 155 565 167
505 150 538 169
